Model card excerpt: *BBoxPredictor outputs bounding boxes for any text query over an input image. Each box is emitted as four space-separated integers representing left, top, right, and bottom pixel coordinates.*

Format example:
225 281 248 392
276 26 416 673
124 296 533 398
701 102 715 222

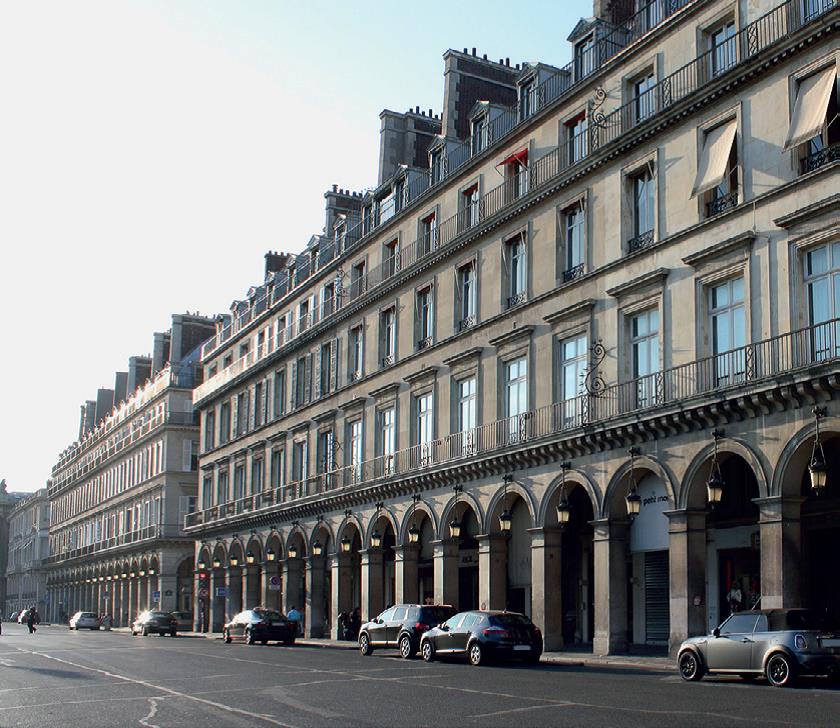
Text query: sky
0 0 588 493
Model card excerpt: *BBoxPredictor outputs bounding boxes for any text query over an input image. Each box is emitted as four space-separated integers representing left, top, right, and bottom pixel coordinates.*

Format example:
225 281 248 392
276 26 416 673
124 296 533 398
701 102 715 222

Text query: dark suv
359 604 457 658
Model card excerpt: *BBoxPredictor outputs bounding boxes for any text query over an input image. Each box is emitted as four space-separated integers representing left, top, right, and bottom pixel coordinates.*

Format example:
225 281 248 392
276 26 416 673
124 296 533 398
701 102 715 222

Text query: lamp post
625 448 641 519
499 474 513 533
707 429 725 507
810 406 828 495
450 485 463 539
556 461 572 527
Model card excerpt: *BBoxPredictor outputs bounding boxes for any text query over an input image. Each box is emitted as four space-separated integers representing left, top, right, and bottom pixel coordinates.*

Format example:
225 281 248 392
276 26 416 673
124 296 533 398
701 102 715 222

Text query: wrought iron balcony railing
706 190 739 217
185 317 840 530
563 264 585 283
801 143 840 174
46 525 164 565
627 229 655 252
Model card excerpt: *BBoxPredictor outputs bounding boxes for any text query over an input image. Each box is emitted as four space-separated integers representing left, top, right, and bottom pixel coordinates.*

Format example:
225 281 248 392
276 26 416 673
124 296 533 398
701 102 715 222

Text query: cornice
368 382 401 400
442 347 484 368
682 231 755 267
403 366 440 385
488 325 535 349
773 193 840 229
544 299 595 325
606 268 669 297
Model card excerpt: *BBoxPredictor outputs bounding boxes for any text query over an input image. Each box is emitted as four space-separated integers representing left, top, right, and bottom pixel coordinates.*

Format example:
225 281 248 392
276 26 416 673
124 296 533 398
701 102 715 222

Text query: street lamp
408 494 421 544
266 548 276 562
340 536 351 553
139 569 146 577
246 551 255 565
449 485 463 539
229 555 239 567
288 544 298 559
371 502 383 547
556 462 572 527
625 448 641 519
312 539 323 556
810 406 828 495
129 571 135 579
148 568 156 576
707 430 725 507
212 557 221 569
499 474 513 532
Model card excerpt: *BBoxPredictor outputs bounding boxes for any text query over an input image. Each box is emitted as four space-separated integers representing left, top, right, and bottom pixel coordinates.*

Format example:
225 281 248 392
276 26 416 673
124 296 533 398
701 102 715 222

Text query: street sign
268 576 282 591
215 587 228 598
152 590 161 601
198 587 209 599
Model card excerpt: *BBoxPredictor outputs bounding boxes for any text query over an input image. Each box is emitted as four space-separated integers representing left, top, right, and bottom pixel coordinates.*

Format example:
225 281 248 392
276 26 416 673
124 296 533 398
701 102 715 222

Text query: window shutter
313 347 322 400
330 337 340 392
290 362 298 410
232 396 239 435
263 377 271 422
249 386 257 430
304 353 313 404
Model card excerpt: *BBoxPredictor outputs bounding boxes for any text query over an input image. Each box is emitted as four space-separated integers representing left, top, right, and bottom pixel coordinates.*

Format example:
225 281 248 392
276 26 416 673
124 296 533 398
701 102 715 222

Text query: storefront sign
630 474 670 552
459 549 478 567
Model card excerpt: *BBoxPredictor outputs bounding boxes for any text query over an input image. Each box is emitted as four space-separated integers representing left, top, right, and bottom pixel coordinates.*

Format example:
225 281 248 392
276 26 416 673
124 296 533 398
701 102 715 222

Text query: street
1 623 839 728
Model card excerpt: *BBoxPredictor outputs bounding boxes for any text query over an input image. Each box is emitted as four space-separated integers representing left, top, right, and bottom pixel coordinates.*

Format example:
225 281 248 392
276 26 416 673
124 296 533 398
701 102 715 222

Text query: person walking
287 605 303 636
26 607 37 634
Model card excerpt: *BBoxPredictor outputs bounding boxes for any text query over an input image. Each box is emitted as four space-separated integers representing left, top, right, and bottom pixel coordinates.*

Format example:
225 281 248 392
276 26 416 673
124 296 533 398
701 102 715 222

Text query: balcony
801 143 840 174
46 525 165 565
627 230 655 253
191 0 836 405
706 190 739 217
185 316 840 531
563 264 584 283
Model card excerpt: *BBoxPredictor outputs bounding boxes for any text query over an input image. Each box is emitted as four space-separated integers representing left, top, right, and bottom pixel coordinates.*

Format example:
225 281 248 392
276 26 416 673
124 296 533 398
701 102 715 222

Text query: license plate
513 645 531 651
821 638 840 647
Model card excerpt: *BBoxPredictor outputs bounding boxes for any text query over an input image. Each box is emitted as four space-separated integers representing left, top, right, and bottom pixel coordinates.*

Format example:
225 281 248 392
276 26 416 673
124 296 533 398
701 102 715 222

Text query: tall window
804 243 840 359
272 369 286 419
351 260 366 299
462 184 480 229
322 282 335 317
317 429 335 474
233 464 245 501
298 298 310 332
416 287 434 348
380 407 396 474
575 35 595 79
472 116 486 154
631 309 660 407
506 234 527 307
416 392 434 464
560 335 588 427
202 475 213 510
384 238 399 278
219 401 231 444
254 381 264 428
320 342 332 395
564 203 585 279
271 447 285 491
349 419 363 482
350 325 363 380
294 356 308 406
217 468 230 506
519 80 535 120
292 440 307 484
203 410 215 452
430 149 443 185
568 115 588 163
710 21 736 77
458 376 477 453
251 458 264 493
394 178 405 213
236 392 248 436
380 307 396 365
634 72 656 122
630 168 655 249
420 213 437 254
458 262 477 329
709 277 746 384
505 357 528 441
508 155 528 199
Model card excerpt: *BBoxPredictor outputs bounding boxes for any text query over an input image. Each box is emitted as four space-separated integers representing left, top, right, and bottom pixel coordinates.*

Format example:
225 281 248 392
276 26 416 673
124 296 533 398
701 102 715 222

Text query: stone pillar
395 544 419 605
666 509 707 656
226 568 242 618
283 559 304 617
210 570 225 632
530 527 563 651
158 575 177 613
305 556 327 637
331 552 351 639
593 519 629 655
126 579 135 624
432 539 459 608
756 496 804 610
360 549 383 622
478 534 507 610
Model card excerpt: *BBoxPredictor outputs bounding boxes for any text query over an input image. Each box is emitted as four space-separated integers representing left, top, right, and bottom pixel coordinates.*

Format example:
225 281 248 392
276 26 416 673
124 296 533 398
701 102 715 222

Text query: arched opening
307 524 332 637
335 522 362 639
364 513 396 620
400 505 435 605
138 557 150 615
210 542 227 631
263 533 283 613
227 542 245 616
454 504 480 611
243 538 263 610
176 558 193 614
194 547 211 631
487 490 533 616
560 484 595 646
285 531 307 632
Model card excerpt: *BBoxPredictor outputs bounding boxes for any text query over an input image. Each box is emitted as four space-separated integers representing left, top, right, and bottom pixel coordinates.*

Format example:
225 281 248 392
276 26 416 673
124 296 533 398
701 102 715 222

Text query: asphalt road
1 622 839 728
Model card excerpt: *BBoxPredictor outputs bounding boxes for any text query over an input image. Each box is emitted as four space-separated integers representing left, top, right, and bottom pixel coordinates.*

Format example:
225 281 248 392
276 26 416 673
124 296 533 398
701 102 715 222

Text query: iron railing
185 317 840 529
801 143 840 174
706 190 739 217
46 525 163 564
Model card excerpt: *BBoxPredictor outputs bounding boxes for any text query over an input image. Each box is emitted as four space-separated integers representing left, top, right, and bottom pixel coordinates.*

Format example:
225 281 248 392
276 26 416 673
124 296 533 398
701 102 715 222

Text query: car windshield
420 607 456 623
254 609 283 619
81 613 97 618
490 613 532 627
148 612 170 619
778 610 840 631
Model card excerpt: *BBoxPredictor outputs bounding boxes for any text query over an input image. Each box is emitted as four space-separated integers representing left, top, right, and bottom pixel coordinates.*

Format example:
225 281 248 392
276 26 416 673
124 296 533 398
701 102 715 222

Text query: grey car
678 609 840 687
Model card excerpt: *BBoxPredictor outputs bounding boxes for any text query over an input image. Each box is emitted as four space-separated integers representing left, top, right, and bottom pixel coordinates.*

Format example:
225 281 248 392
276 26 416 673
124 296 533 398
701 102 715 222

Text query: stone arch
439 489 485 536
539 468 601 526
265 530 284 560
244 534 264 562
485 478 537 529
398 498 439 544
364 505 399 547
286 526 308 557
603 453 677 519
772 421 840 498
210 540 227 566
228 537 245 562
680 437 770 510
309 519 335 552
336 513 365 545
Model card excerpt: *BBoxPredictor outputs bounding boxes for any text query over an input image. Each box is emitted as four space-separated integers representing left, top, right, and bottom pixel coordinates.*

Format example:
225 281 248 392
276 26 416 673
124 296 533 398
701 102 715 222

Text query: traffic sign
152 590 161 601
198 587 209 599
215 587 228 597
268 576 282 591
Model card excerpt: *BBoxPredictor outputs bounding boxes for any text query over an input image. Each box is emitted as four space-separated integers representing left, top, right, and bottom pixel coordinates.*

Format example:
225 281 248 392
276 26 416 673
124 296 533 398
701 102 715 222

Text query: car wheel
421 640 435 663
223 629 232 644
678 651 704 682
766 653 796 687
359 633 373 656
141 626 149 637
170 630 177 638
399 635 415 659
245 628 256 645
468 642 485 667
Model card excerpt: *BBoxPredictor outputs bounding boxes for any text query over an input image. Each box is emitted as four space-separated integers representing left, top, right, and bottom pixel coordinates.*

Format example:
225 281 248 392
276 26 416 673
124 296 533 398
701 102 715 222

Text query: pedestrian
287 605 303 636
349 607 361 640
26 606 37 634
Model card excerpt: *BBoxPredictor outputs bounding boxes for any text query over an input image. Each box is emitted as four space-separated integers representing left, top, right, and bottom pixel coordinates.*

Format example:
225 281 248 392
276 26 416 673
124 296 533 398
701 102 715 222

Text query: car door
233 612 248 639
451 613 478 653
369 608 395 645
388 607 408 646
706 613 759 670
437 614 465 653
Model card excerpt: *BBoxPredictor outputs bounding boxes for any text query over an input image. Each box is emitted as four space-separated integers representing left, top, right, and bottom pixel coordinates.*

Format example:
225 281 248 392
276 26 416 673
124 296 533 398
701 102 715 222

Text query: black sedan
132 610 177 637
420 610 542 666
223 608 296 646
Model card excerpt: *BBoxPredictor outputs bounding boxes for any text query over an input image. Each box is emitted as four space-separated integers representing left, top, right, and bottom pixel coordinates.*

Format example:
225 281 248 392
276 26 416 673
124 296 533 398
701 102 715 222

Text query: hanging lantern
810 407 829 495
499 509 512 532
139 569 147 577
625 447 641 519
449 517 462 539
408 493 421 544
312 540 323 556
371 530 382 548
229 555 239 567
340 536 351 553
212 557 221 569
266 548 276 562
148 567 156 576
707 429 725 506
556 461 572 527
288 545 298 559
246 551 255 565
408 524 420 543
129 571 135 579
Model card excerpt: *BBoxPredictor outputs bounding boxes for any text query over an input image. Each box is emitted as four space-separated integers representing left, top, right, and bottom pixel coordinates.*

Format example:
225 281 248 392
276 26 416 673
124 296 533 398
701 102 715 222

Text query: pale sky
0 0 587 493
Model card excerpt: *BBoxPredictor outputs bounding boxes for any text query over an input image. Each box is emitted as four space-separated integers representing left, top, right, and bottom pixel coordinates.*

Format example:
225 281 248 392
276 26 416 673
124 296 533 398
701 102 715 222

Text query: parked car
677 608 840 687
132 610 177 637
420 610 543 666
223 608 296 645
359 604 457 658
69 611 100 630
170 611 193 631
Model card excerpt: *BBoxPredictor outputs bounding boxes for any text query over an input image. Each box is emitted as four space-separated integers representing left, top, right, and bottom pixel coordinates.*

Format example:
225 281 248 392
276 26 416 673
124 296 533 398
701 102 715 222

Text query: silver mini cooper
677 609 840 687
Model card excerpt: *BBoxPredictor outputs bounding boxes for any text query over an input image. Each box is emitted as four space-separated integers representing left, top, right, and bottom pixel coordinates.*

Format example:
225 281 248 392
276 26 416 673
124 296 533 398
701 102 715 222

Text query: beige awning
784 65 837 151
691 118 737 197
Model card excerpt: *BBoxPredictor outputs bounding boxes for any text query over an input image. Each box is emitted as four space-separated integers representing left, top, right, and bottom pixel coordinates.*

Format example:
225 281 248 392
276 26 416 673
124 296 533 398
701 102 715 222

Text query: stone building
185 0 839 655
45 314 216 625
0 480 24 613
4 488 49 618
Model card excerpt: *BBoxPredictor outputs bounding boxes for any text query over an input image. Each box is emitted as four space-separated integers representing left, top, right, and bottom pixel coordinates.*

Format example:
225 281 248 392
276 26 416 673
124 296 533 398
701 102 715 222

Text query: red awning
497 146 528 168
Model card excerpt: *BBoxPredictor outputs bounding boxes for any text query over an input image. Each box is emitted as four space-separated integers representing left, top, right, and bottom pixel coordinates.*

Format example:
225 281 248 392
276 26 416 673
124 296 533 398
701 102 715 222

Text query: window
203 410 215 451
563 202 586 281
785 66 839 173
567 115 588 163
804 243 840 359
519 79 536 120
292 440 308 484
293 356 308 407
349 419 363 482
472 116 486 154
560 335 587 427
202 475 213 509
630 309 660 407
416 286 434 349
720 613 758 635
251 457 264 493
505 234 527 307
505 357 528 441
629 168 655 251
271 447 285 490
298 299 310 332
379 407 396 474
506 153 529 199
380 307 396 366
351 261 366 299
320 342 332 395
575 35 595 79
349 325 364 380
272 370 286 419
457 376 477 454
384 238 399 278
219 402 231 444
457 262 477 330
693 119 739 217
430 149 444 185
709 21 736 77
461 184 480 230
322 282 335 317
394 178 405 213
236 392 248 436
420 213 437 254
709 277 746 385
416 392 434 463
254 381 264 428
633 72 656 123
233 464 246 501
317 429 335 474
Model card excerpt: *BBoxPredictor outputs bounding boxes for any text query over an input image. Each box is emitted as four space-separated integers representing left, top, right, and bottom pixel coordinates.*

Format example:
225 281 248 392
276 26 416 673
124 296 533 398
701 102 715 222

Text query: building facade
185 0 840 655
4 488 49 617
45 314 215 625
0 480 24 614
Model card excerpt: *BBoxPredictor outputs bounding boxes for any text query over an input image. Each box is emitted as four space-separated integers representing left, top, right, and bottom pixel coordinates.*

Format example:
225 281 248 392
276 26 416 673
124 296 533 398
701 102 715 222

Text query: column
432 539 459 608
360 549 383 622
757 496 804 610
330 553 348 639
193 572 202 631
209 570 225 632
593 519 629 655
305 556 326 637
477 534 506 611
283 559 303 616
666 509 707 657
394 544 419 605
158 574 177 613
126 579 135 624
530 527 563 651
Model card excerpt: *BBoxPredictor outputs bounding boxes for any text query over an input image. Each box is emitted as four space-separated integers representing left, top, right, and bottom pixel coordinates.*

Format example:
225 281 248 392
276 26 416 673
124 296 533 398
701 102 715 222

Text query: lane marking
13 647 300 728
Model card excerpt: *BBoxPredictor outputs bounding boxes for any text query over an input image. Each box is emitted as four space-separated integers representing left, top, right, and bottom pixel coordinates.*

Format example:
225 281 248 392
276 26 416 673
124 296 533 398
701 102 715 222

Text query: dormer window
575 35 595 80
430 148 444 185
472 116 486 154
363 204 374 235
394 177 405 213
519 79 536 120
